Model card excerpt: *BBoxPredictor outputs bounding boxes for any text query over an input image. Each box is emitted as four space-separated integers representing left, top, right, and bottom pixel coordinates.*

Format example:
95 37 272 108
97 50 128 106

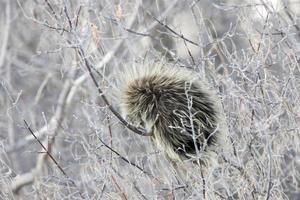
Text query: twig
123 27 153 38
43 21 70 33
183 39 196 65
111 175 128 200
44 0 58 20
24 120 67 177
222 154 255 193
199 163 206 199
66 49 115 105
265 158 272 200
149 13 199 47
98 137 151 176
281 0 300 37
75 5 82 29
265 134 273 200
106 116 113 165
144 0 179 33
133 183 149 200
64 5 73 31
257 12 270 52
34 74 52 104
161 185 188 191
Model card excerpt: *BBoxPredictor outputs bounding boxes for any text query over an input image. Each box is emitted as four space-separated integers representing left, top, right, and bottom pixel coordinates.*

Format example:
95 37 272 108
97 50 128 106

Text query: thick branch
77 46 150 136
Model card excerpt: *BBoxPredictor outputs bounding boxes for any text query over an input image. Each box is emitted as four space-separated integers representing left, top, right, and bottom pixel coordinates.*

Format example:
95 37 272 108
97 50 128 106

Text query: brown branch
62 0 150 137
76 46 151 136
23 120 67 177
21 120 84 198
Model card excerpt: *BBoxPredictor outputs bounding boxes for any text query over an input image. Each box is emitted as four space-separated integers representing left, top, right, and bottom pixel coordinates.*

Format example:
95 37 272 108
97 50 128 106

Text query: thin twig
183 39 196 65
199 163 206 199
75 5 82 29
281 1 300 37
123 27 153 38
44 0 58 20
98 137 151 176
64 5 73 31
106 116 113 165
149 13 199 47
265 135 273 200
111 175 128 200
257 12 270 52
133 183 149 200
43 21 70 33
24 120 67 177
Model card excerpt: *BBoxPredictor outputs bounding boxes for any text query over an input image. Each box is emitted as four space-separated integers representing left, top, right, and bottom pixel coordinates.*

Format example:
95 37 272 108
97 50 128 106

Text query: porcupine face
121 66 220 162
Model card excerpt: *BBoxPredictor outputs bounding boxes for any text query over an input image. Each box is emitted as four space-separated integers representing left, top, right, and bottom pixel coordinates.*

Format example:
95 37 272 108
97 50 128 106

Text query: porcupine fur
119 60 226 164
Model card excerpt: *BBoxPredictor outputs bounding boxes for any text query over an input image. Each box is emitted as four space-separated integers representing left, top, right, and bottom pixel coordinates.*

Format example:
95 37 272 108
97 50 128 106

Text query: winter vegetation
0 0 299 199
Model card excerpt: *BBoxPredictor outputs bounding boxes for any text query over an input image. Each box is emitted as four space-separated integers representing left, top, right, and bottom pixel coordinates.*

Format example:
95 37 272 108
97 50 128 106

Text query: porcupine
119 60 226 164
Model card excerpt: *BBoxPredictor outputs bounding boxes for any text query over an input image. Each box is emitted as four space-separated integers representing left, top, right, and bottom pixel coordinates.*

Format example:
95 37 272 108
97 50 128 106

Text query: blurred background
0 0 300 199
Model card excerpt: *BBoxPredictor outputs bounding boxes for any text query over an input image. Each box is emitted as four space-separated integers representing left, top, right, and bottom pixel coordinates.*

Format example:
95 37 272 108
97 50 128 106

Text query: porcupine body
120 62 224 163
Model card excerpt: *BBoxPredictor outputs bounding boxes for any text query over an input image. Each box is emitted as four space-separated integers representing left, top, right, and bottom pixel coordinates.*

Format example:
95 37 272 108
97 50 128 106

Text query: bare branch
23 120 67 177
0 0 10 69
76 46 150 136
98 136 150 176
10 80 74 193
